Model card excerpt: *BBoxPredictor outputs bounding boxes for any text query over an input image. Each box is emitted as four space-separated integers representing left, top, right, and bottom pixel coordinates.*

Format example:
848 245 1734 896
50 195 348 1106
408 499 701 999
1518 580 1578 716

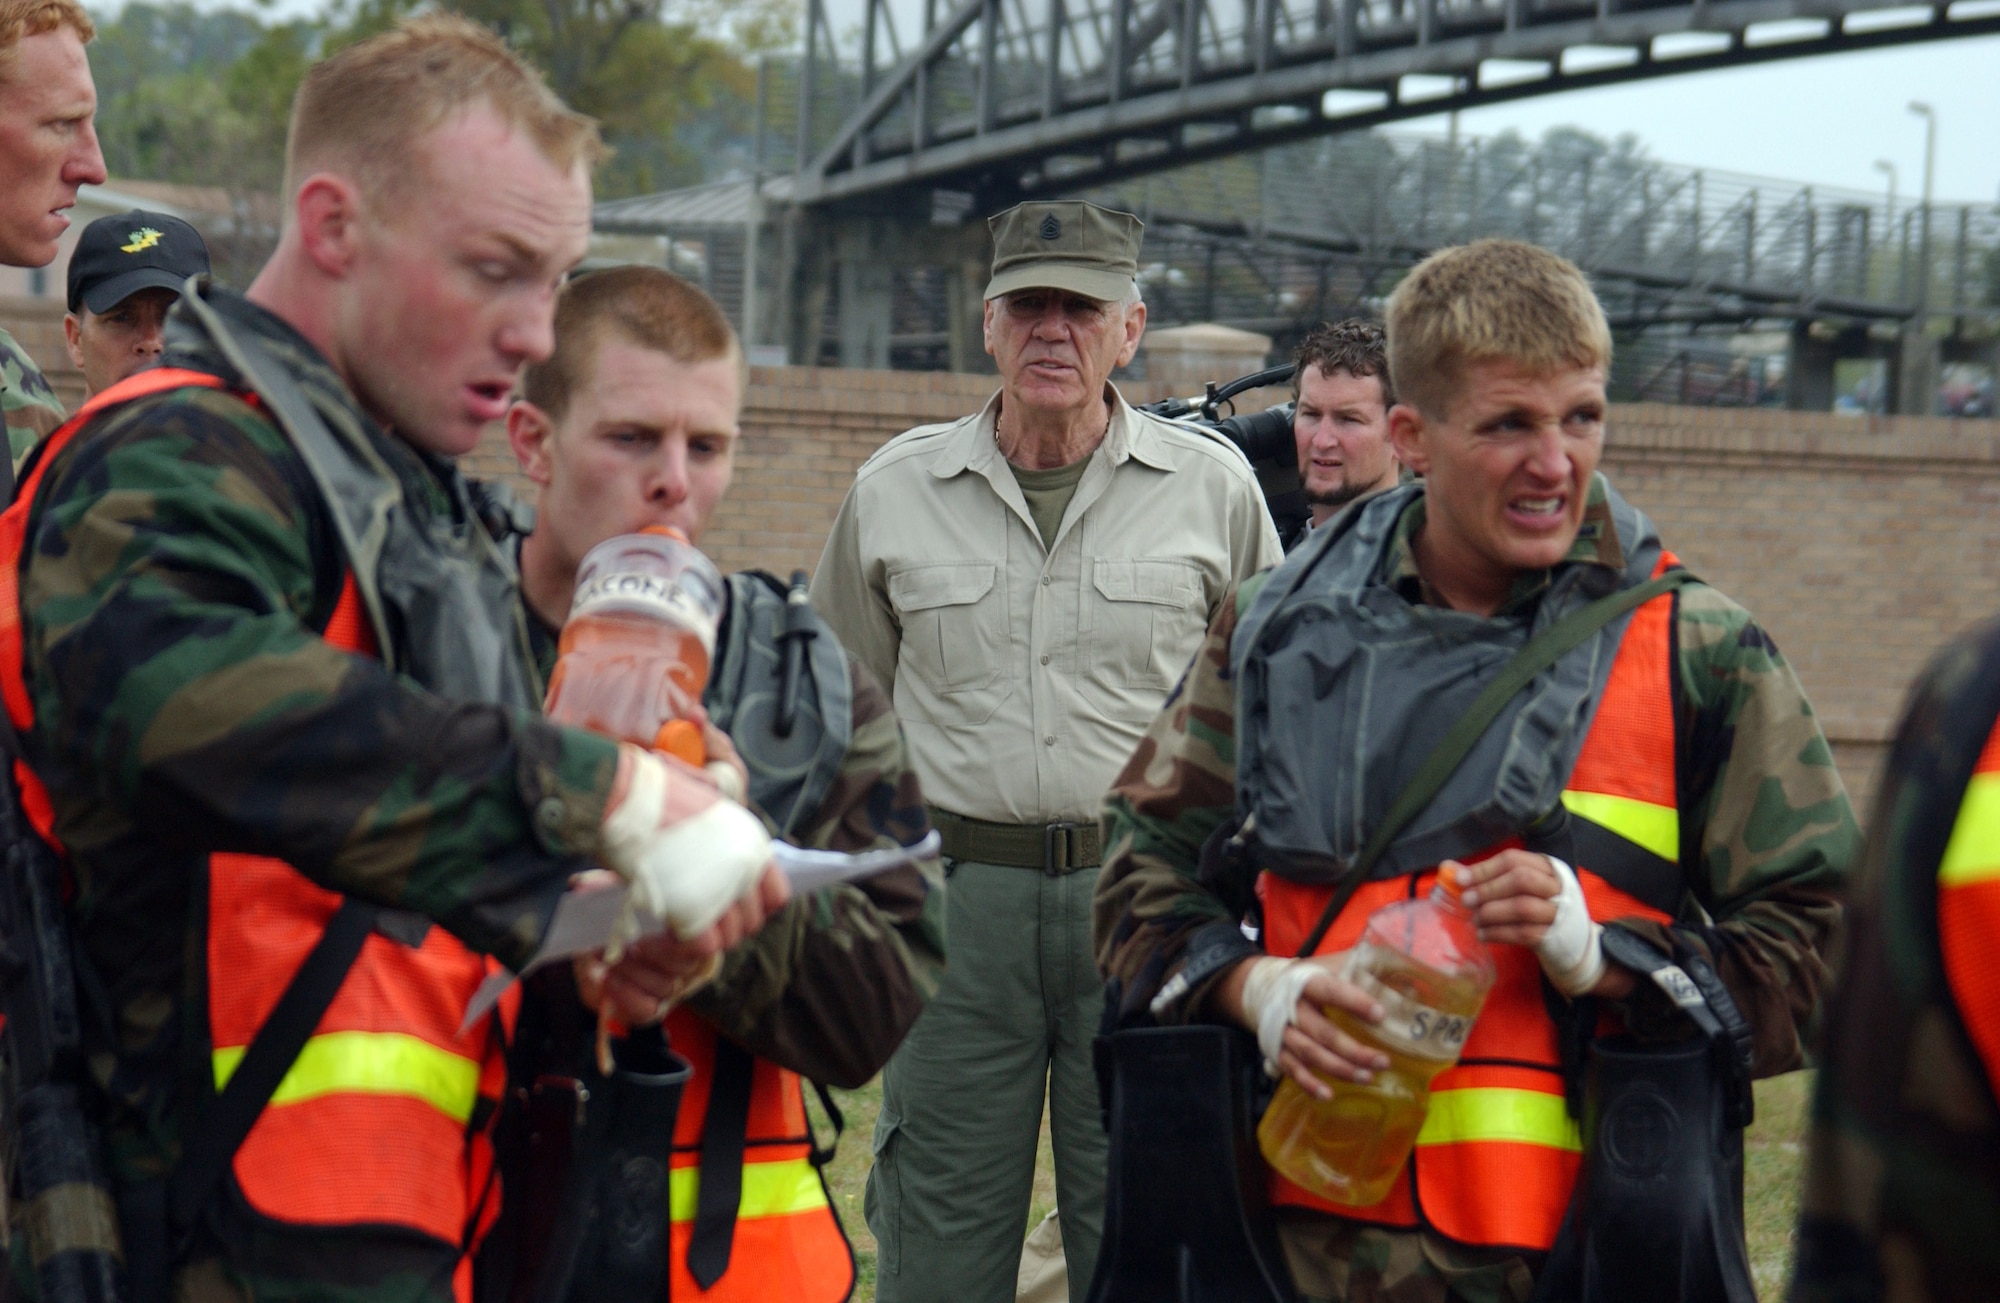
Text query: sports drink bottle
544 526 724 767
1257 865 1497 1207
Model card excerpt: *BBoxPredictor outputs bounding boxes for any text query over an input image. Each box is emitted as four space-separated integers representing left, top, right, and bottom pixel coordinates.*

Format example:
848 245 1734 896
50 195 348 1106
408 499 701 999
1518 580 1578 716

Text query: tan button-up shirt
811 387 1282 823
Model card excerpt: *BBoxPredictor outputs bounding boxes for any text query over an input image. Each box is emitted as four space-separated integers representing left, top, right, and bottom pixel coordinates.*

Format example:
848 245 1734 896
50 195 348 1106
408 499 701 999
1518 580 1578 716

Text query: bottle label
570 571 720 655
1343 949 1473 1062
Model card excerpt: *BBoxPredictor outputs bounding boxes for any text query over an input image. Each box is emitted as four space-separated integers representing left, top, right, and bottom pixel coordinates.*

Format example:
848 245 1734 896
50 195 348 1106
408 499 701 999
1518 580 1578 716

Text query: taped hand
596 742 778 953
1529 856 1604 997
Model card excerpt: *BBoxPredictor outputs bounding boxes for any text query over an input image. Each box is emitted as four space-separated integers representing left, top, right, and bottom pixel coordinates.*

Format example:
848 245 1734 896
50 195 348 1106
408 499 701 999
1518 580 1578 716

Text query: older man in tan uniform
813 200 1281 1303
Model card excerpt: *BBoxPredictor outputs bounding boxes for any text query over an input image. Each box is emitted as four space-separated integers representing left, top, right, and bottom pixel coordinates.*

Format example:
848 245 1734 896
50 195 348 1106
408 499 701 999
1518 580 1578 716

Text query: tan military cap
984 200 1144 302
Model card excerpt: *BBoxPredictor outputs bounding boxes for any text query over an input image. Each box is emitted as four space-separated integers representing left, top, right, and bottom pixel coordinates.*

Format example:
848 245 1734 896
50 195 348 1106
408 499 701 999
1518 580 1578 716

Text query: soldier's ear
293 173 363 279
1388 403 1429 474
506 399 557 487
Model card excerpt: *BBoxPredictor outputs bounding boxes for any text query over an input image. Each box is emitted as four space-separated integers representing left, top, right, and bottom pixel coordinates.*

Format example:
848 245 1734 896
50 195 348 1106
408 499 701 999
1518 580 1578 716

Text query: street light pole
1904 102 1937 415
1908 102 1936 325
1873 159 1897 300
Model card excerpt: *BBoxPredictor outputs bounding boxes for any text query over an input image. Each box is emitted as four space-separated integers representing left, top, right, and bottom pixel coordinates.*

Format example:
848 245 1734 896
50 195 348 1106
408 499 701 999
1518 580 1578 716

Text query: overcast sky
1400 33 2000 204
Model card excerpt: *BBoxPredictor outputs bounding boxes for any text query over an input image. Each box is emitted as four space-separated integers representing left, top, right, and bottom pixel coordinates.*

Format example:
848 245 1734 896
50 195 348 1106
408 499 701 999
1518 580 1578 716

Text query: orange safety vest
1938 712 2000 1096
662 1010 855 1298
1258 556 1685 1252
0 368 517 1301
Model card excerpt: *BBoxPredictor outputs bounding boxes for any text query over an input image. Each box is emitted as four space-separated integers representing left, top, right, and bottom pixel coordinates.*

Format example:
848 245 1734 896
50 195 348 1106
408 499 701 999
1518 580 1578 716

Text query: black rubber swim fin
1085 1025 1300 1303
1530 1032 1758 1303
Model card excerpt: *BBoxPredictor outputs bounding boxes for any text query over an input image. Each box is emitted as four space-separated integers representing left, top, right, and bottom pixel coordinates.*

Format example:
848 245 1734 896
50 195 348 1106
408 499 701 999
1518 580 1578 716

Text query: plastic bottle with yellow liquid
1257 865 1497 1207
543 525 724 766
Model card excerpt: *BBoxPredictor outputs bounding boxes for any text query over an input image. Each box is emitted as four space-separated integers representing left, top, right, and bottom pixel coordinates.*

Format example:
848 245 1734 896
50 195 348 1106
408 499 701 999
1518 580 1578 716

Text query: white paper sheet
458 829 942 1032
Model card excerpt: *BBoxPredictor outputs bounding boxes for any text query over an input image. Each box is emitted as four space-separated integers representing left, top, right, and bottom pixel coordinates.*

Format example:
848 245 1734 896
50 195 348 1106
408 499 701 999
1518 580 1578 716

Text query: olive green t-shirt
1009 455 1092 551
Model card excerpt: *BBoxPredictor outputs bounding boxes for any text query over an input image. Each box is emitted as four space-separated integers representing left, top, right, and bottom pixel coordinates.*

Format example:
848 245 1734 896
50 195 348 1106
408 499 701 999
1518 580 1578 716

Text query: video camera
1136 364 1310 544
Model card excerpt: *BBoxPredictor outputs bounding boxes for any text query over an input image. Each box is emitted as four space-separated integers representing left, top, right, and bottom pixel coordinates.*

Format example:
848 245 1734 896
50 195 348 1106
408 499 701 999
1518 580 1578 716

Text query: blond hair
1385 239 1612 418
523 265 742 423
284 13 603 212
0 0 94 79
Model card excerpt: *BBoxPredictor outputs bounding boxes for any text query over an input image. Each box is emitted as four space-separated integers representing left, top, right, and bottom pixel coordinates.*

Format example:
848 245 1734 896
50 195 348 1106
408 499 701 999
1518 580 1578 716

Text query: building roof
593 175 794 233
84 180 282 236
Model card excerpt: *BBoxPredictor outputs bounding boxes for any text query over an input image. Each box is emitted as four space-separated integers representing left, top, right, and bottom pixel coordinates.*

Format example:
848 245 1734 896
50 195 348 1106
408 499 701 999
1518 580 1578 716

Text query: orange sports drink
1257 865 1497 1206
543 526 725 767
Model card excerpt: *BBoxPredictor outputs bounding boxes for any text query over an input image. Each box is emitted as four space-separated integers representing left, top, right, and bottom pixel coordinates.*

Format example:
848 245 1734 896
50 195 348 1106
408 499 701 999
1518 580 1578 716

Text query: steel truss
787 0 2000 206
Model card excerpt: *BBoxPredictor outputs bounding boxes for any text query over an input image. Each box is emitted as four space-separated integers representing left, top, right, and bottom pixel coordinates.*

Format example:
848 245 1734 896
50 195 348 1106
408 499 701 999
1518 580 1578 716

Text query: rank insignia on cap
1040 214 1061 240
121 228 164 254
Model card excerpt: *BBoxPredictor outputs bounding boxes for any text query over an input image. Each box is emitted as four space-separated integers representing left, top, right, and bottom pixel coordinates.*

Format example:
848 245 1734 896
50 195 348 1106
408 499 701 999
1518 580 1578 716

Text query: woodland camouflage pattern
1791 620 2000 1303
2 324 65 464
1095 482 1856 1303
16 293 622 1302
528 614 946 1088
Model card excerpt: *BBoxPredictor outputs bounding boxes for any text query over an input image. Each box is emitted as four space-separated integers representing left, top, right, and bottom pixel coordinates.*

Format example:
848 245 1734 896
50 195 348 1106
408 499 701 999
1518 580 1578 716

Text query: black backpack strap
806 1078 844 1168
686 1036 756 1289
167 897 377 1243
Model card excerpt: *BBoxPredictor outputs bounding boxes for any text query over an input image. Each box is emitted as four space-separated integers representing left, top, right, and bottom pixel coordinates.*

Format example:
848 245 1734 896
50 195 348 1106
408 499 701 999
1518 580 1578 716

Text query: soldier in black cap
62 208 210 396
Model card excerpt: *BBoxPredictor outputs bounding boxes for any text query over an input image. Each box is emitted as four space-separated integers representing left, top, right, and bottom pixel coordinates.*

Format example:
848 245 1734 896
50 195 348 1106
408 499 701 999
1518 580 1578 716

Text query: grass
1746 1070 1813 1301
813 1070 1816 1303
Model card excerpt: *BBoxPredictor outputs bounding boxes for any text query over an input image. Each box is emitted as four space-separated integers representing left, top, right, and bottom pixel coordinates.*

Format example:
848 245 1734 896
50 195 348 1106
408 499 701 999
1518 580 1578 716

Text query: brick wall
10 291 1991 811
486 370 2000 810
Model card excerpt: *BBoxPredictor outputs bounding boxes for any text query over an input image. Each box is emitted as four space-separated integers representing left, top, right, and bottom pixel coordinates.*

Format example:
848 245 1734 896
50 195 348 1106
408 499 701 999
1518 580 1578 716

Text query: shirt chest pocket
888 562 1010 724
1084 557 1207 721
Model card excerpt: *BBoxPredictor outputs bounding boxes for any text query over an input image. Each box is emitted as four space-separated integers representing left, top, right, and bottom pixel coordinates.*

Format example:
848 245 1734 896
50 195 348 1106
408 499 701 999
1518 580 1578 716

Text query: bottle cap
654 718 706 767
1434 863 1467 901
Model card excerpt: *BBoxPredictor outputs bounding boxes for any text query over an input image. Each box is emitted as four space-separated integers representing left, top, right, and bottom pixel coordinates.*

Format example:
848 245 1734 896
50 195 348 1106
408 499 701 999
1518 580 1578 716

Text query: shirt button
1044 735 1057 746
1040 574 1052 586
1040 653 1051 665
535 796 567 834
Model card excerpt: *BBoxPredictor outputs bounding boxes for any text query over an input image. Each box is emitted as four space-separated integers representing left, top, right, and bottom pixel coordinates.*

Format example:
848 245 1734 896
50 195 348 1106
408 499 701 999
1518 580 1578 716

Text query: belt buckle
1043 821 1087 876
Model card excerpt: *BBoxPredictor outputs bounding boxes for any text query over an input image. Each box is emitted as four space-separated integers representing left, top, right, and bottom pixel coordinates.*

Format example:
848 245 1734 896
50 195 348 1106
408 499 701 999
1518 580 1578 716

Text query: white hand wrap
598 749 772 950
1239 956 1322 1077
1535 855 1605 997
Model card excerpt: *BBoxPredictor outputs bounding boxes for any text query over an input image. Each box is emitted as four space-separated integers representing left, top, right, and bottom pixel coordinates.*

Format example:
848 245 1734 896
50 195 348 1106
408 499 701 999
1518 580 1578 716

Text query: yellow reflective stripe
1561 789 1679 864
1941 773 2000 887
212 1030 481 1124
1415 1087 1582 1153
668 1156 831 1224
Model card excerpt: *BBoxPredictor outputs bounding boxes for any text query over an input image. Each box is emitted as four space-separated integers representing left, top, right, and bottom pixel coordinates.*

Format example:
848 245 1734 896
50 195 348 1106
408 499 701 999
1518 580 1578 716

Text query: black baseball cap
67 210 211 315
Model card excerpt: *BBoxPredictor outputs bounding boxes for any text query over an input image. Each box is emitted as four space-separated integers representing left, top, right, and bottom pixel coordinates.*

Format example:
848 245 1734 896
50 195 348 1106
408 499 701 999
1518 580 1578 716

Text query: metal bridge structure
785 0 2000 207
591 0 2000 410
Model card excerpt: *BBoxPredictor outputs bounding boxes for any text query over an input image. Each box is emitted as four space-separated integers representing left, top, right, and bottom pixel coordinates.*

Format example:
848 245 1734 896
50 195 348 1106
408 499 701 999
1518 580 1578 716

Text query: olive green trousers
864 859 1107 1303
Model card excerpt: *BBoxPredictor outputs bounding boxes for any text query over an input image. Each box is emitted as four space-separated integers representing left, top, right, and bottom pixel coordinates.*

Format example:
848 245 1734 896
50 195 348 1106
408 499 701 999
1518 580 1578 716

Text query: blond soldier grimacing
1096 239 1852 1302
813 199 1281 1303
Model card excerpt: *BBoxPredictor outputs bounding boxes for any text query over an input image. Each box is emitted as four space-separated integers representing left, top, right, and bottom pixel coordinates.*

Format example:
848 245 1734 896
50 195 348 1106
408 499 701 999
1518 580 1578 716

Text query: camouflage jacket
2 323 65 467
1096 480 1856 1303
1792 619 2000 1303
526 599 945 1089
15 293 622 1245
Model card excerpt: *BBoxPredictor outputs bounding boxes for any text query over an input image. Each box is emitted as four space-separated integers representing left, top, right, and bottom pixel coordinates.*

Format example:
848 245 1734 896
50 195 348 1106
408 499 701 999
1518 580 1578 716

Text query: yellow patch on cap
121 228 164 254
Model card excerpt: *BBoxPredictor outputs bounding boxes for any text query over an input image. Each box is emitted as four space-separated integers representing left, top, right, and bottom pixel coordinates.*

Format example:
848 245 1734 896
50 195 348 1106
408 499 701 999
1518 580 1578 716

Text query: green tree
322 0 795 196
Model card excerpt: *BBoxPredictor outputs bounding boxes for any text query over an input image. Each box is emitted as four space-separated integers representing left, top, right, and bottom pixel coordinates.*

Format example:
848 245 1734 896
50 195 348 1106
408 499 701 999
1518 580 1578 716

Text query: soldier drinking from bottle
505 264 945 1301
